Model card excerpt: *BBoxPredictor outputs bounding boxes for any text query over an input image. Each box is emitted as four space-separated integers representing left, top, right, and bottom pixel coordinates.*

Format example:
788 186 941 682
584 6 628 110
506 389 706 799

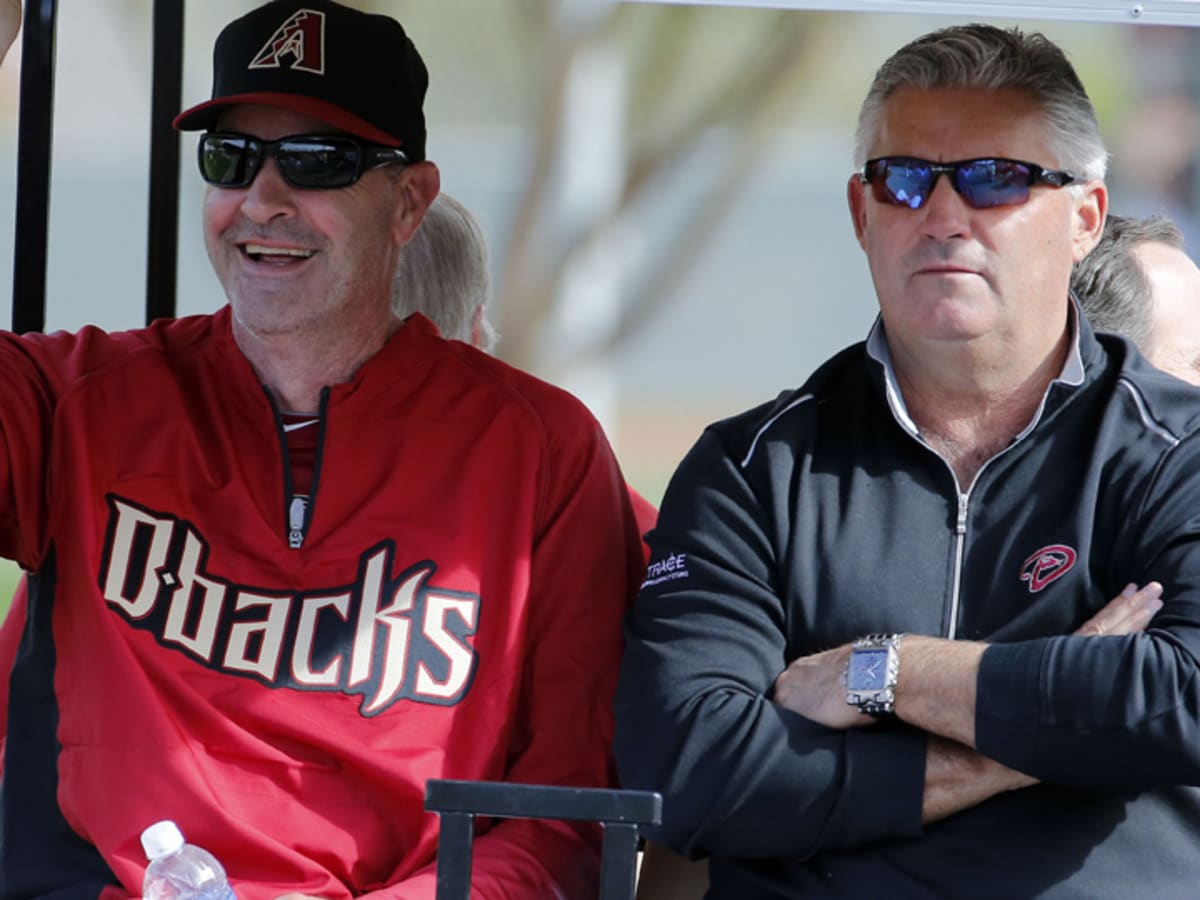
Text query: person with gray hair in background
616 22 1200 898
388 190 662 549
393 192 498 352
1072 213 1200 386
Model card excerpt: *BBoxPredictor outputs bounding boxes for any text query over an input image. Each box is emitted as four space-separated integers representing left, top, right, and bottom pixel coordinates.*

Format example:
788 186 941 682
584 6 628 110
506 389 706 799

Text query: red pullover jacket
0 308 644 899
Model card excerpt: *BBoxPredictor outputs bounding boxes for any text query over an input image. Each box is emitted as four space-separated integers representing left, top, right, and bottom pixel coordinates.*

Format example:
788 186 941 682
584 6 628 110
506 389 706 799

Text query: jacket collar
865 299 1088 443
208 306 443 415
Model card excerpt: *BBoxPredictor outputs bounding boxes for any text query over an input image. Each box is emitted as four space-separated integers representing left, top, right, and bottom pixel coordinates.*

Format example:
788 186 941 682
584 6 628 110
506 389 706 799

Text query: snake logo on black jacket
1019 543 1078 593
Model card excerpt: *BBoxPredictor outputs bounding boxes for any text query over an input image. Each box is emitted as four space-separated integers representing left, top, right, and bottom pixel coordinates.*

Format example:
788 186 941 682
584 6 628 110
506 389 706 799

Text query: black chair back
425 779 662 900
12 0 185 334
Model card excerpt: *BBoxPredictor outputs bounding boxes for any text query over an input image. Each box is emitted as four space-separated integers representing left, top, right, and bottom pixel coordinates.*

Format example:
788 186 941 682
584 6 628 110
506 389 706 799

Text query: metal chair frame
11 0 185 334
425 779 662 900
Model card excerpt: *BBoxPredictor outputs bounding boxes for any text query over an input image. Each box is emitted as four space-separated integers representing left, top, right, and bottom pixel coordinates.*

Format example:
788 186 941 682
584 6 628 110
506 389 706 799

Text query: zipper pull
289 495 307 549
956 494 968 535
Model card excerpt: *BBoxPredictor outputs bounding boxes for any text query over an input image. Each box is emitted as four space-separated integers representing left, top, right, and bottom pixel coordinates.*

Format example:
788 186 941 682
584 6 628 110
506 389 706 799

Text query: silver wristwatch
845 633 902 716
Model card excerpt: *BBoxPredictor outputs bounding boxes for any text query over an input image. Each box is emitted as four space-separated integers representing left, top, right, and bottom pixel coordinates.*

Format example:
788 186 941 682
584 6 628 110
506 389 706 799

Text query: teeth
244 243 315 259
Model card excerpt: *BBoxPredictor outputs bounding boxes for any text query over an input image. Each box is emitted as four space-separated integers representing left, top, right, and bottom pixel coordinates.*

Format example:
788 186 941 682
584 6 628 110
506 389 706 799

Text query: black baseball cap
174 0 428 160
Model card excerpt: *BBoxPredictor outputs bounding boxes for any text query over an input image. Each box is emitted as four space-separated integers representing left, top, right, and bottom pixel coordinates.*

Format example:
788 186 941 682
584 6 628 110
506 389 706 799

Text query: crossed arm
772 582 1165 823
616 425 1200 861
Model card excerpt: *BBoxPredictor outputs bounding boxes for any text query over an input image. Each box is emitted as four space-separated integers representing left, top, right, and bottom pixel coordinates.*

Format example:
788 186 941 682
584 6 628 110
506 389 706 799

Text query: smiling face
847 86 1106 368
202 104 418 344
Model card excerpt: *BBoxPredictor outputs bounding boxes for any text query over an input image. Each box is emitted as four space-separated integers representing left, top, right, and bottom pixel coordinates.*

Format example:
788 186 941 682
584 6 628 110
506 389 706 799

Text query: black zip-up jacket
615 315 1200 898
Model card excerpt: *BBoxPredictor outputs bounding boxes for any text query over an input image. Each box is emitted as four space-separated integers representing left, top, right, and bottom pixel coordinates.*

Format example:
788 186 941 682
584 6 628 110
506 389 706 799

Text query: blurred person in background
393 192 497 352
1072 212 1200 386
390 191 659 544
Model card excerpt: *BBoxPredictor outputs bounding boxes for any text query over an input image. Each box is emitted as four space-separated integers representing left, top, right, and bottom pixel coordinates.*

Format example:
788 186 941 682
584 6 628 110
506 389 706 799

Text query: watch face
848 648 890 691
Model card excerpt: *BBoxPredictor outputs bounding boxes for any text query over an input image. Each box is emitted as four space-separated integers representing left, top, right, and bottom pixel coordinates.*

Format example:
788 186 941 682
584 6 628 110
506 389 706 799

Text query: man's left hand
772 643 870 730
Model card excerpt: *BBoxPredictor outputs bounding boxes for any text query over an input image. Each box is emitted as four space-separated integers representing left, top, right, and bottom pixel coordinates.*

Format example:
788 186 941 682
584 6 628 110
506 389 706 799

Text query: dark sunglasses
861 156 1076 210
198 132 409 190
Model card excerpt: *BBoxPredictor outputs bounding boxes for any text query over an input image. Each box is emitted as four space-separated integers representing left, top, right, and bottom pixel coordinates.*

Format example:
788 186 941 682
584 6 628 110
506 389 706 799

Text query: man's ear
469 307 484 350
1072 180 1108 263
847 173 869 250
393 161 441 246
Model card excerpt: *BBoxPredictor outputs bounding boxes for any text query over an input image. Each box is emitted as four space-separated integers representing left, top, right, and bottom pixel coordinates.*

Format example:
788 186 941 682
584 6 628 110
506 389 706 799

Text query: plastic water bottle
141 820 237 900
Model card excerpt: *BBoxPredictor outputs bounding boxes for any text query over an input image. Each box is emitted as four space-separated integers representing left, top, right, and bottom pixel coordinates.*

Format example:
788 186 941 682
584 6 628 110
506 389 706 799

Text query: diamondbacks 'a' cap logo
1019 544 1077 593
249 9 326 75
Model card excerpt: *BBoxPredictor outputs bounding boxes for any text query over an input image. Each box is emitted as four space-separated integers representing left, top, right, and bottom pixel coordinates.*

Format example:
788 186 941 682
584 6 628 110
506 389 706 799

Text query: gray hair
394 193 497 353
854 24 1108 182
1071 213 1185 348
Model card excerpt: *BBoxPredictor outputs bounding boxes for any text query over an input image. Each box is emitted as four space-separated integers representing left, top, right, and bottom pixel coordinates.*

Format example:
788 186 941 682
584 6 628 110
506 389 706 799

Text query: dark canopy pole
11 0 58 335
145 0 185 324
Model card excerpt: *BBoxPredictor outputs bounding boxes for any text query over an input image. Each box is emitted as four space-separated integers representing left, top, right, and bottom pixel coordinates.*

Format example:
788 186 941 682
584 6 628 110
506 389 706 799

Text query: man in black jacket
616 23 1200 899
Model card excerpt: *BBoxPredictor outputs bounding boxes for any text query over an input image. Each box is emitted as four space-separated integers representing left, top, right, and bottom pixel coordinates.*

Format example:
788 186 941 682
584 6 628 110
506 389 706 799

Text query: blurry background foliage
0 2 1196 611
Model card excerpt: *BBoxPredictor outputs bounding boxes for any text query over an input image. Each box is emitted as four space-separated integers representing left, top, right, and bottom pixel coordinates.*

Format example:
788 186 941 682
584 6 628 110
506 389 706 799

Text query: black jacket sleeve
613 428 926 859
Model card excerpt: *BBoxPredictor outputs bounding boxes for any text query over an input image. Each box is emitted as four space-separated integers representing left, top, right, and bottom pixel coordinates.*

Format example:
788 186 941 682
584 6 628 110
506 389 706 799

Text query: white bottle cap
141 820 185 860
